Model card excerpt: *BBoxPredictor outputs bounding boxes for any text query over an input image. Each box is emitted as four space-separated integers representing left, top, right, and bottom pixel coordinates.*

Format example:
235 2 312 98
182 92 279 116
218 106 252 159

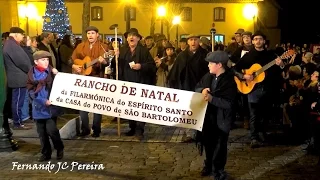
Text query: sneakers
13 125 31 130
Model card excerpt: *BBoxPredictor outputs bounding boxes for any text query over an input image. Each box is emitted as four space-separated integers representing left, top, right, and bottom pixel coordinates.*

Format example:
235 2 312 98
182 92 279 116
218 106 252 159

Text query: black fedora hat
124 28 142 39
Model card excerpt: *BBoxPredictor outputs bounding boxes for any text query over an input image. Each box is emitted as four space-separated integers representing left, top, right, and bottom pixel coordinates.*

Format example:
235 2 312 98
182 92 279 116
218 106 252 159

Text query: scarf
26 66 54 94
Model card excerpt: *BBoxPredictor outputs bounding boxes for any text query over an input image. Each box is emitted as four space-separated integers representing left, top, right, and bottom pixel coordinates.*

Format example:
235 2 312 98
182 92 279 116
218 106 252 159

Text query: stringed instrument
73 51 112 75
234 50 295 94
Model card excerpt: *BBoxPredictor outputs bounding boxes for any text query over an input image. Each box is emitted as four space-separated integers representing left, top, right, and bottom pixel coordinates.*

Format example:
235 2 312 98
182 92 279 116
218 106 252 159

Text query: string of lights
42 0 72 38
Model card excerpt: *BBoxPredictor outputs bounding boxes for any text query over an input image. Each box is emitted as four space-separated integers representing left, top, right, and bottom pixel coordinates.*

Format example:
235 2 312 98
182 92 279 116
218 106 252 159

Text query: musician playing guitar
233 31 284 148
71 26 109 137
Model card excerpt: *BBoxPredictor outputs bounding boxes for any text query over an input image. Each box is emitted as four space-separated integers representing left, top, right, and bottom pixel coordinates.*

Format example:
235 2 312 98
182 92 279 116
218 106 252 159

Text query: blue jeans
21 92 30 121
11 87 27 126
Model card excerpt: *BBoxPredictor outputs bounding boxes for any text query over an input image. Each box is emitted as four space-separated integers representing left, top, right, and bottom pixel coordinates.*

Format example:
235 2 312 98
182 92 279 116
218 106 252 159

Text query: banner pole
115 27 121 137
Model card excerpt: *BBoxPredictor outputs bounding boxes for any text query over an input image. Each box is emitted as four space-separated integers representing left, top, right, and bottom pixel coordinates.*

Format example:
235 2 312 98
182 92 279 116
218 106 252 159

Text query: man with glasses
3 27 32 129
233 31 284 148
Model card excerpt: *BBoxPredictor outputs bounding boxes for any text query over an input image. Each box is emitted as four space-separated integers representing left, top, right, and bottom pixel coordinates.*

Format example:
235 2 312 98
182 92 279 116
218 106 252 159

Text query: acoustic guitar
73 52 112 75
234 50 295 94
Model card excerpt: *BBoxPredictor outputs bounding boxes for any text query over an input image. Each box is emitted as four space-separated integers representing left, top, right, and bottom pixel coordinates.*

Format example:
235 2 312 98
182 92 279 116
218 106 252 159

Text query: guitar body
73 56 93 75
234 63 266 94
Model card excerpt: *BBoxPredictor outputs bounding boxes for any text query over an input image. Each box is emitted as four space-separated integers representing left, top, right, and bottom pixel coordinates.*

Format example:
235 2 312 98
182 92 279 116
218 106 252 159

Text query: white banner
49 73 207 131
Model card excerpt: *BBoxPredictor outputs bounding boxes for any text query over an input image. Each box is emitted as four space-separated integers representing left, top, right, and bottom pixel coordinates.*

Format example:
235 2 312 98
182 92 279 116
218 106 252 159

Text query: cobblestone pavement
0 137 319 180
12 115 250 143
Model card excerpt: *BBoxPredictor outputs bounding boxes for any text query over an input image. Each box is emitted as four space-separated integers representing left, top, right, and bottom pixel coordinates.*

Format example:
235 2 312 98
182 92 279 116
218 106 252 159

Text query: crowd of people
2 25 320 179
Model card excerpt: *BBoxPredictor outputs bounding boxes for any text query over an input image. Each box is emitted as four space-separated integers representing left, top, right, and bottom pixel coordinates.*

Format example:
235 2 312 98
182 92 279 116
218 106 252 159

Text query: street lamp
172 16 180 47
157 5 166 34
19 4 38 35
243 4 258 31
122 0 135 32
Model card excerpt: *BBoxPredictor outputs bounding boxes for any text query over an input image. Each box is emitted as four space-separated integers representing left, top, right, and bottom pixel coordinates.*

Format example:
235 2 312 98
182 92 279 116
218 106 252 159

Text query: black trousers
129 120 145 133
203 126 229 173
36 118 64 157
249 101 270 140
3 87 12 130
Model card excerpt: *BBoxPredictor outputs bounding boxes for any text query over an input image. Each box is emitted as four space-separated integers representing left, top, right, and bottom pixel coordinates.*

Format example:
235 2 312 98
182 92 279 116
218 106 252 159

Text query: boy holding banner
195 51 237 179
26 51 64 162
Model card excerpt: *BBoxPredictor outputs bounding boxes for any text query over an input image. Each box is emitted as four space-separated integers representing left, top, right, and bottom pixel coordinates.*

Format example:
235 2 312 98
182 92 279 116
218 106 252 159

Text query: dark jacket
113 44 157 85
195 70 237 134
38 42 60 71
3 37 32 88
167 47 208 91
195 70 237 154
58 44 73 73
234 48 283 102
22 46 35 66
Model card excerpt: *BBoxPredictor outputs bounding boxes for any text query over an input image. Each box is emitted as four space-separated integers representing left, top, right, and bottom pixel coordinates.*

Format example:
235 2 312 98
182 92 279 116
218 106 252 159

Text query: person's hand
45 100 51 106
311 102 317 109
154 57 161 67
202 88 212 102
52 68 58 75
114 48 119 57
131 63 141 70
275 57 283 66
98 56 106 64
72 64 82 73
243 74 253 81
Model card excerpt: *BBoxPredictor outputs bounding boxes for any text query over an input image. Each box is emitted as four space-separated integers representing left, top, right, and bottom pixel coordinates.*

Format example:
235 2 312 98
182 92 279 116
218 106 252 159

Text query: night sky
277 0 317 45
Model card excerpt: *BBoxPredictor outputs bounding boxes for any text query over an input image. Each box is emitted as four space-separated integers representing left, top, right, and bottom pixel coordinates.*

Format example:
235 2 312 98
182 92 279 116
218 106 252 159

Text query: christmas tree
42 0 72 38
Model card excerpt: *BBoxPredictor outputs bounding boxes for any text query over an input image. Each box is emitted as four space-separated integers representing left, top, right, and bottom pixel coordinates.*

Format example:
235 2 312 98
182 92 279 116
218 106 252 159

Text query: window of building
214 7 225 22
214 34 225 44
104 34 124 44
181 7 192 21
124 7 136 21
91 6 103 21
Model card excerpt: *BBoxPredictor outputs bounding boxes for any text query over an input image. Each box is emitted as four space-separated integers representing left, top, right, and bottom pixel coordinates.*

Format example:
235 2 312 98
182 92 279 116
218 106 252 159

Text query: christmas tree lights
42 0 72 38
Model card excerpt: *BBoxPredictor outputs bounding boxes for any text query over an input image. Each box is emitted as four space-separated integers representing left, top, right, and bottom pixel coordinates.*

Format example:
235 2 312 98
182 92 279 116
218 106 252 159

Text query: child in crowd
26 50 64 162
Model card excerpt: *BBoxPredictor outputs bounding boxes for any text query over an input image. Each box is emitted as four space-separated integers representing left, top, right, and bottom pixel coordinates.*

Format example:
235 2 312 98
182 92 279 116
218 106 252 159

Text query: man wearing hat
37 32 59 70
234 31 284 148
225 28 245 56
229 31 253 129
195 51 237 179
26 50 64 162
175 38 188 55
144 36 154 51
114 28 156 138
3 27 33 130
71 26 109 137
168 34 208 142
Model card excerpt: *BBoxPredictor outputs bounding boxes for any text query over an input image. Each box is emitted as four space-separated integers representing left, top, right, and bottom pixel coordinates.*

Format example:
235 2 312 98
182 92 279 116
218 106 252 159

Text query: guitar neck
87 58 99 67
255 59 276 76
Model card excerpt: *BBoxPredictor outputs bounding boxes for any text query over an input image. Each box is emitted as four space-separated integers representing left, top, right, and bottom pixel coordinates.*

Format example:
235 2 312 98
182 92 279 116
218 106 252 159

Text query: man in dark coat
3 27 32 129
114 28 156 138
167 34 209 142
38 32 60 71
233 31 284 148
195 51 237 179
